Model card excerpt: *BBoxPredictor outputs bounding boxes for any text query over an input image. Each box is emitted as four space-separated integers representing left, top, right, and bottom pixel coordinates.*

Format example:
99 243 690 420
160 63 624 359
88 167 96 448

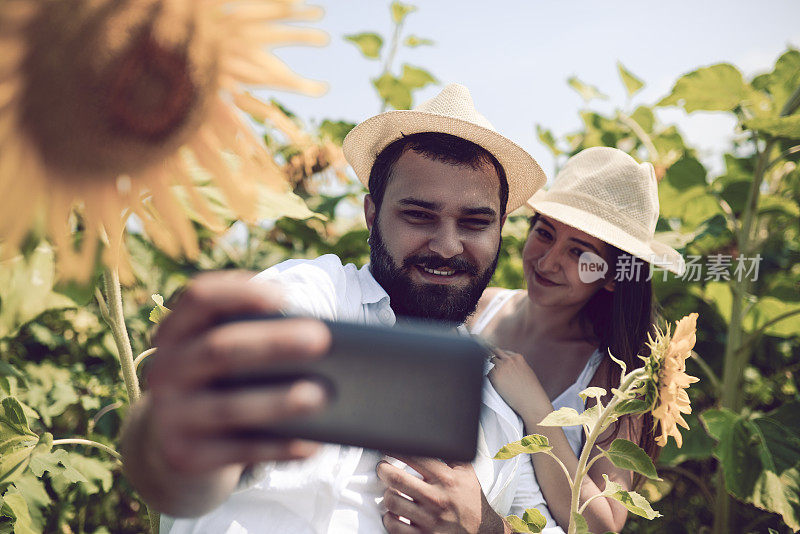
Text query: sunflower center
20 0 217 179
108 33 195 140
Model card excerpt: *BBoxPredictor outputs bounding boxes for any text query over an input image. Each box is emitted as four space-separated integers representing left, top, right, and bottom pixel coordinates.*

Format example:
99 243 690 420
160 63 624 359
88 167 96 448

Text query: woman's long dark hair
530 214 659 489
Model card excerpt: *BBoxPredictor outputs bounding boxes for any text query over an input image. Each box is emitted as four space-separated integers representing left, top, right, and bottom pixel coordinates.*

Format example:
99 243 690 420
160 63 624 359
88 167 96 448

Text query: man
121 84 547 533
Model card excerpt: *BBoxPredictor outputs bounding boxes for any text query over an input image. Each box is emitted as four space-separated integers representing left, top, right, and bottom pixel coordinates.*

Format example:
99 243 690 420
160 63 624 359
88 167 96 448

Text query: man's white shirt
161 255 559 533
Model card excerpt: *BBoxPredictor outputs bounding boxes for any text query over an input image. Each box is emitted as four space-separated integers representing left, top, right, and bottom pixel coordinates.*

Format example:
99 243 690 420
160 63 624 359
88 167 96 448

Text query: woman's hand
487 349 543 417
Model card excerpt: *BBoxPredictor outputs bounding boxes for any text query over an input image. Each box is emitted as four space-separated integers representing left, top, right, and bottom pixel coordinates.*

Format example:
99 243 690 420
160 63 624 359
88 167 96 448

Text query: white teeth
423 267 455 276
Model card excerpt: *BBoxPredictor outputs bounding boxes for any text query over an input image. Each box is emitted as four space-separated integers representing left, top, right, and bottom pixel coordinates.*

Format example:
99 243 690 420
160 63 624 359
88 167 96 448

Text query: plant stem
98 267 158 532
689 351 721 395
101 269 140 404
567 369 645 534
618 111 659 162
52 438 122 461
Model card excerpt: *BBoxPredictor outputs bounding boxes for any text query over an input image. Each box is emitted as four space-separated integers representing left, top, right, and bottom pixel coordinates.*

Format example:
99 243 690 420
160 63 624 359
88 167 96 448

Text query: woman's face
522 215 615 308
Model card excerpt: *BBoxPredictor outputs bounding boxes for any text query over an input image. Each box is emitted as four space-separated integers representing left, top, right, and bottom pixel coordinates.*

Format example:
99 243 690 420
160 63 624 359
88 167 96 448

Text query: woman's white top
471 289 604 533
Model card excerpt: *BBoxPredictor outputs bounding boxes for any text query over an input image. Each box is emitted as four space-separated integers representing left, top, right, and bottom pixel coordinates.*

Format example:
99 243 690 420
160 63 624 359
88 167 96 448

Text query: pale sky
264 0 800 180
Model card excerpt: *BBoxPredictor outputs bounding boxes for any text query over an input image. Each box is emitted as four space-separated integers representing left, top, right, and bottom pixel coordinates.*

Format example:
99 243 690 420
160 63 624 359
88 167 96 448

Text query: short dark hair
368 132 509 217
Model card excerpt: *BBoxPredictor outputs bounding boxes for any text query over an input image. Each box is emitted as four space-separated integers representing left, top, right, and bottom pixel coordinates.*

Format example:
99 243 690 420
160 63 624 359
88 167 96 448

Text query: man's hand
121 271 331 516
377 456 506 534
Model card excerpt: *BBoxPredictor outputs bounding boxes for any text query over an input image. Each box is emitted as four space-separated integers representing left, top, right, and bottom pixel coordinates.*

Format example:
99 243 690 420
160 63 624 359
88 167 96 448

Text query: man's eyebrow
463 207 497 218
398 198 441 210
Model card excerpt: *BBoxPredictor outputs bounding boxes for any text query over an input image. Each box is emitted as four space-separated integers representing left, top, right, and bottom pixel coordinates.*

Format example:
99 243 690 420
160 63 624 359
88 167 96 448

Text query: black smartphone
210 316 488 462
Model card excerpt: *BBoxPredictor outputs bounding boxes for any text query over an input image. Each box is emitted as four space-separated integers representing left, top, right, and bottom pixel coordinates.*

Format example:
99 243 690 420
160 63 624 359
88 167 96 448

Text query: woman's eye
535 228 552 240
571 248 585 257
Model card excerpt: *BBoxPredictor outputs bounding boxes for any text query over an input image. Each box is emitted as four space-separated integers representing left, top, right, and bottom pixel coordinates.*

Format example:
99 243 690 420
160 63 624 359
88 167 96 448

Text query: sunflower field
1 1 799 533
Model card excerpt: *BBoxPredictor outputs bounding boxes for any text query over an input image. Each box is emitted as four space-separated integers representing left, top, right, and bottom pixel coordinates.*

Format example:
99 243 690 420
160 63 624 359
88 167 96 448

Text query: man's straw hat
343 83 546 212
527 147 685 275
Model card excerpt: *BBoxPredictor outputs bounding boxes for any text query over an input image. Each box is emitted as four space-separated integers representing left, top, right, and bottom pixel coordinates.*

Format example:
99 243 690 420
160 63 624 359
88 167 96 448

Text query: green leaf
494 434 552 460
618 62 644 97
664 156 707 189
318 120 356 146
505 514 539 533
344 32 383 60
149 294 171 324
658 412 715 465
572 512 589 534
373 73 413 110
535 125 562 156
603 439 661 481
743 115 800 139
403 35 434 47
601 474 661 520
0 244 76 339
630 106 655 132
505 508 546 533
614 399 649 416
752 49 800 113
521 509 546 531
0 433 51 486
567 76 608 103
400 64 437 90
390 1 417 24
657 63 749 112
701 406 800 529
0 492 36 534
539 406 594 427
578 386 607 402
0 397 33 439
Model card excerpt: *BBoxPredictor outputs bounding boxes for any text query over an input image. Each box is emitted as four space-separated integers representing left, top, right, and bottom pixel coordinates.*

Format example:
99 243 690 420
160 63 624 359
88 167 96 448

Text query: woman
468 147 685 533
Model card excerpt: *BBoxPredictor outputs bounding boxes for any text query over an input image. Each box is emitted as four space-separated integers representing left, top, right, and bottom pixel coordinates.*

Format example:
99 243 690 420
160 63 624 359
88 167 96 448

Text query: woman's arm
489 350 633 533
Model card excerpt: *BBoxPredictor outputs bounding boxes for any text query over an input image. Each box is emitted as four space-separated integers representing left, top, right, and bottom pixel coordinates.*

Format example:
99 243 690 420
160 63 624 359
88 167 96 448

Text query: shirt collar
357 263 390 305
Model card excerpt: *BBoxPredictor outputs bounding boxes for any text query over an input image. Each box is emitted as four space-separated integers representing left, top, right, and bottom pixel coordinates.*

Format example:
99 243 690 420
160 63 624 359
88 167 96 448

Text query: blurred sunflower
642 313 700 448
0 0 327 281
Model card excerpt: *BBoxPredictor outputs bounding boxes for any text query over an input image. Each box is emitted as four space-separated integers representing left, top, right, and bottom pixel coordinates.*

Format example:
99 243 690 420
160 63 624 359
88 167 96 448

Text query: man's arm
121 271 330 517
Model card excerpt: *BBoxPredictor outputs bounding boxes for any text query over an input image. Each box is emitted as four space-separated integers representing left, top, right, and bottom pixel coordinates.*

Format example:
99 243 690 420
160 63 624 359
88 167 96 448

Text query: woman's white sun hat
527 146 685 275
342 83 547 212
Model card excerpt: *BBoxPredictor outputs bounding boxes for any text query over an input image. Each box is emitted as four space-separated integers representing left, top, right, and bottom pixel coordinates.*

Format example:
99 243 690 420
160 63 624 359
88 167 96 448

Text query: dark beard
368 222 500 325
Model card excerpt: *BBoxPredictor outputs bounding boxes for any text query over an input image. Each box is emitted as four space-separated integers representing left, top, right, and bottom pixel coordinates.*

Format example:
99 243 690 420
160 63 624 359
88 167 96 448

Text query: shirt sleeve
251 254 349 321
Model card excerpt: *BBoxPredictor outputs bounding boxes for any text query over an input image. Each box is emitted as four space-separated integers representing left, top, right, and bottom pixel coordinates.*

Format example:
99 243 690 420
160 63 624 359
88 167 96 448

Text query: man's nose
427 223 464 259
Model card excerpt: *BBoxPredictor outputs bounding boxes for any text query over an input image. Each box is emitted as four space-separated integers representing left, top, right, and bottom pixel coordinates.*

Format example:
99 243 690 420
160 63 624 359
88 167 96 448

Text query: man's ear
500 214 507 229
364 194 377 232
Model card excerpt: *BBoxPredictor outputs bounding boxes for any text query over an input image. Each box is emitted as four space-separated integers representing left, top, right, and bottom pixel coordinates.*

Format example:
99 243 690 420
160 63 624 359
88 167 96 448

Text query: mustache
402 253 479 275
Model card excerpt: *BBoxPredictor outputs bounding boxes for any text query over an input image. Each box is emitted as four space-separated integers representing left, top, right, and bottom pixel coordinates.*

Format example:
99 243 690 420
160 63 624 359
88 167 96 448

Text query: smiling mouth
534 271 559 286
422 266 457 276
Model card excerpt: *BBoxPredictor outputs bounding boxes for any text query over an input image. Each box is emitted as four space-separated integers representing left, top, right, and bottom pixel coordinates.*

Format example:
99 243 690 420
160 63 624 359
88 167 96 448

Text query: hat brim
527 196 685 276
342 110 546 212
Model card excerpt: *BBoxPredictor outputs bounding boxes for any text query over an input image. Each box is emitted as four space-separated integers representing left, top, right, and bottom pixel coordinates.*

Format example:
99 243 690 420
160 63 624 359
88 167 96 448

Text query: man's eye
571 248 586 258
535 228 552 240
403 210 433 220
461 219 491 229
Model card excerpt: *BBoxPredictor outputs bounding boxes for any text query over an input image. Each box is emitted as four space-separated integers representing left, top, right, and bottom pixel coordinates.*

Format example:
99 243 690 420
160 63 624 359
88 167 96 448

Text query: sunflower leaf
494 434 552 460
344 33 383 60
602 439 661 480
149 294 171 324
601 474 661 520
572 512 589 534
618 62 645 97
